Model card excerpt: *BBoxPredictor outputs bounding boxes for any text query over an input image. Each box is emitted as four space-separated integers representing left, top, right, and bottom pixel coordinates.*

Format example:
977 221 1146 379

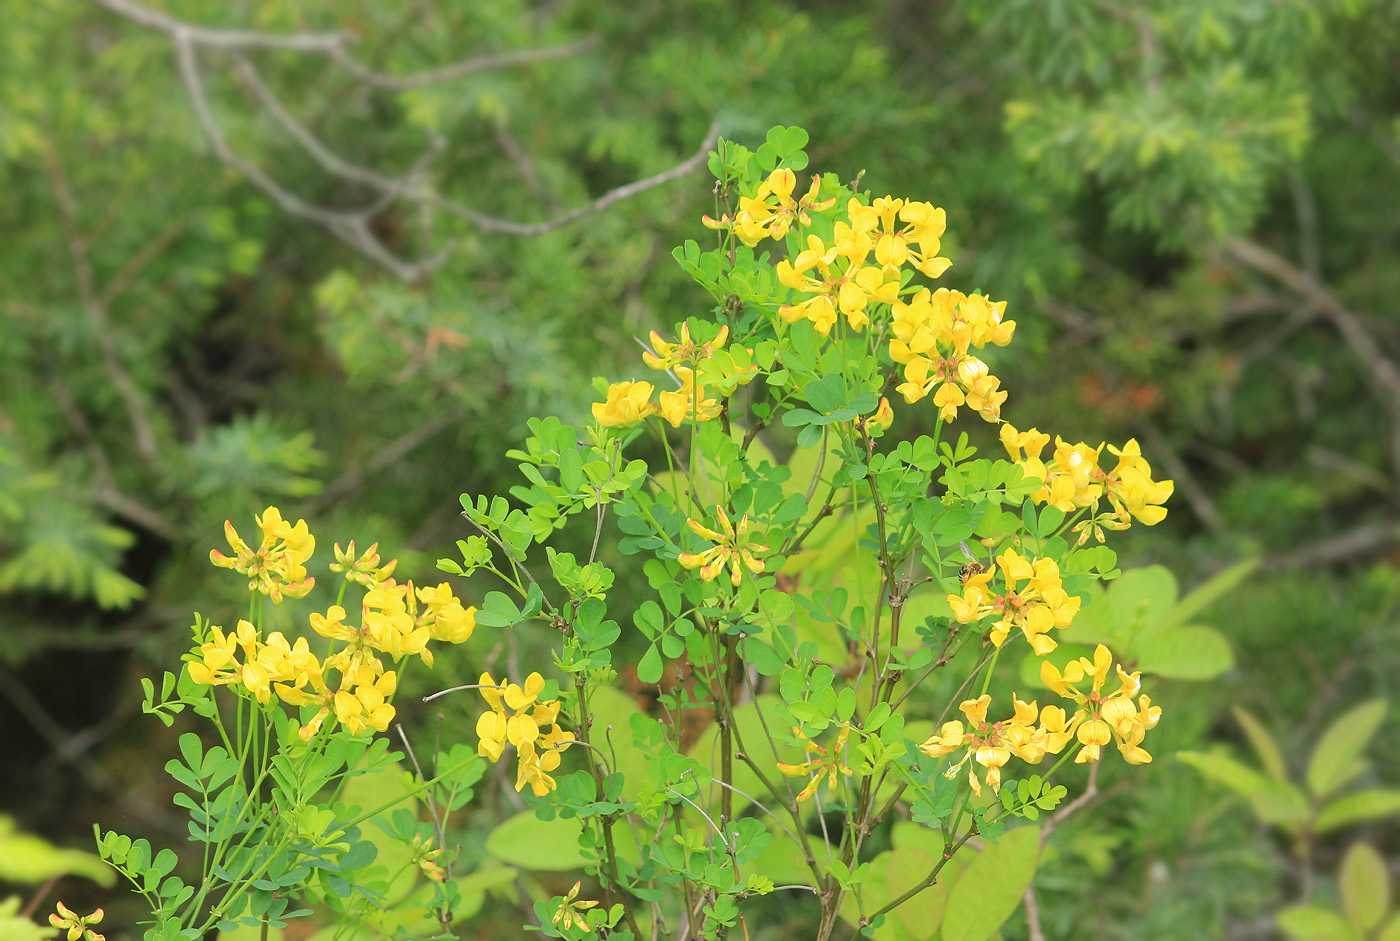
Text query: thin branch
1225 237 1400 490
1261 518 1400 573
95 0 721 280
328 34 601 91
308 406 463 510
1134 420 1226 535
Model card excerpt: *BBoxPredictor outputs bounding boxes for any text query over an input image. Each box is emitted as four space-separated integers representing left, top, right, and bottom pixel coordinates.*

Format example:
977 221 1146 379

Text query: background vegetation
3 0 1399 937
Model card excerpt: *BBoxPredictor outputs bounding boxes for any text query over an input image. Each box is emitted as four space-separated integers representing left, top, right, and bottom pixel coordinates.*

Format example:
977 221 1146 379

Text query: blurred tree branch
92 0 720 281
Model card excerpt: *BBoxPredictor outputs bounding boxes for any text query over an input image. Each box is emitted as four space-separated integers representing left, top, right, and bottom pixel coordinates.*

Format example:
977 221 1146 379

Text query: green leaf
1276 906 1361 941
886 846 947 937
743 636 786 677
1380 913 1400 941
1176 751 1274 801
1341 843 1389 932
1233 707 1287 783
1162 558 1259 629
1307 700 1387 799
638 644 663 684
0 816 115 886
485 812 588 871
1315 789 1400 834
1134 625 1233 679
941 825 1039 941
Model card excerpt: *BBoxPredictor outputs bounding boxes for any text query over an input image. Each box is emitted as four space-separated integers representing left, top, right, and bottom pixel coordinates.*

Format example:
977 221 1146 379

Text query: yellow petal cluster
592 380 659 428
777 724 852 802
846 196 952 279
677 507 769 586
209 506 315 604
1000 424 1174 529
918 694 1045 795
946 548 1080 655
776 230 900 336
552 881 601 934
50 902 105 941
1039 645 1163 764
476 671 573 796
197 512 476 741
729 168 835 246
888 288 1014 421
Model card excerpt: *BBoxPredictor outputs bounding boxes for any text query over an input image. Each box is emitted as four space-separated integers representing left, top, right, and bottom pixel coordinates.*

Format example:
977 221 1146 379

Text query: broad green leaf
1341 843 1389 932
1380 913 1400 941
1307 700 1387 799
1276 906 1361 941
887 846 948 937
1315 789 1400 834
1134 625 1233 679
0 816 115 886
1233 707 1287 782
0 896 55 941
1176 751 1274 801
1161 558 1259 629
941 825 1039 941
1105 565 1178 644
485 811 588 871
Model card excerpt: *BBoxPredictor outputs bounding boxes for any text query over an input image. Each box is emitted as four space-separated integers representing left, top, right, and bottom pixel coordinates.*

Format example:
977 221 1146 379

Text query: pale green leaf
0 816 114 887
888 846 948 937
1135 625 1234 679
1315 790 1400 834
1177 750 1275 800
1277 905 1361 941
1340 843 1389 932
1233 707 1287 782
485 811 588 871
1162 558 1259 629
1307 701 1387 799
941 825 1039 941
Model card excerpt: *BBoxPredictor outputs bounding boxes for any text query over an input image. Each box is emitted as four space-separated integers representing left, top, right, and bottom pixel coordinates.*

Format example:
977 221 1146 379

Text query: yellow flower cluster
476 672 574 796
1000 424 1175 529
192 509 477 741
889 288 1015 421
552 881 601 934
919 694 1045 796
776 724 851 802
847 196 951 279
677 507 769 586
1040 645 1162 764
919 648 1162 794
209 507 315 604
776 228 900 336
727 167 834 245
593 324 756 429
50 902 104 941
947 549 1080 655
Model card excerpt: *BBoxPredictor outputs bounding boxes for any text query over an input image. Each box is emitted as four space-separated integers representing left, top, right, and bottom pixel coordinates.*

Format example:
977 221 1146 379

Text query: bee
957 541 988 584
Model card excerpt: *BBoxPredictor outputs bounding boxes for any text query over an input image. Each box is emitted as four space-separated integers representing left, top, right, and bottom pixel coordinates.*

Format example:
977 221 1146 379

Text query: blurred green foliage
3 0 1400 936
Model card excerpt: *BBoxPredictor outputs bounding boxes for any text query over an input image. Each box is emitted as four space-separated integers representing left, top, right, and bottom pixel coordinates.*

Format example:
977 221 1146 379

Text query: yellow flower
847 196 952 278
330 540 397 589
732 168 834 246
475 671 571 794
999 426 1173 529
777 725 852 802
50 902 104 941
1039 644 1161 764
888 289 1013 420
643 323 729 371
861 396 895 437
552 881 601 934
918 695 1045 795
776 230 899 336
209 507 316 603
658 366 723 427
945 549 1080 654
676 508 768 586
592 380 659 427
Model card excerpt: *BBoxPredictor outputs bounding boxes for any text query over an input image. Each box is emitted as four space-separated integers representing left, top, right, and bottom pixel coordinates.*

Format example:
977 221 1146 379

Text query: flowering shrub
73 126 1176 940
